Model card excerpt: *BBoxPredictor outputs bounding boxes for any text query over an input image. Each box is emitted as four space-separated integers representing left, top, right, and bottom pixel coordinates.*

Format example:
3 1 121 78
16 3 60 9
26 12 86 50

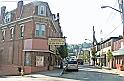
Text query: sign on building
36 56 44 66
48 38 65 45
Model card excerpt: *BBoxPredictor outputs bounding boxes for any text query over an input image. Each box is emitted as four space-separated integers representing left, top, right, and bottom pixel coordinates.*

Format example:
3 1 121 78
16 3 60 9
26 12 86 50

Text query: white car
66 61 78 71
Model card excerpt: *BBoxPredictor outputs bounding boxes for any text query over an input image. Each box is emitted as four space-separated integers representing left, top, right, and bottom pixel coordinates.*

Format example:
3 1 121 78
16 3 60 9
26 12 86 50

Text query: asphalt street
0 65 124 81
61 65 124 81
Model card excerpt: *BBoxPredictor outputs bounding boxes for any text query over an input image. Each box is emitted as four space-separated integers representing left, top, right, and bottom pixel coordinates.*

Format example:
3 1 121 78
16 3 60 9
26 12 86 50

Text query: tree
81 50 90 63
57 44 68 59
107 50 113 62
107 50 113 68
92 47 97 65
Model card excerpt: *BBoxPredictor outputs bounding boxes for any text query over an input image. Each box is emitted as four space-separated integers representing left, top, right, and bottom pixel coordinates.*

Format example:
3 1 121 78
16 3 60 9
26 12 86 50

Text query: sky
0 0 123 44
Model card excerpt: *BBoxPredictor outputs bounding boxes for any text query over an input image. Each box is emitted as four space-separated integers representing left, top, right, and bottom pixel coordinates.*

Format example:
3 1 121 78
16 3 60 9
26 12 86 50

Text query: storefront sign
36 56 44 66
48 38 65 45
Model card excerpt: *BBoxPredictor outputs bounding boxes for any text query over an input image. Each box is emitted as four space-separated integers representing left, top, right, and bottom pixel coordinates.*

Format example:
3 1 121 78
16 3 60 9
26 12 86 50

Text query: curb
119 74 124 77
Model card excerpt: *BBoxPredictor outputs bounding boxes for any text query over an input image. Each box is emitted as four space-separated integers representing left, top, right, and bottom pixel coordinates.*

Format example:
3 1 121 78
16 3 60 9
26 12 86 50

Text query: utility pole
92 26 96 65
120 0 124 38
122 0 124 39
118 0 124 47
101 0 124 38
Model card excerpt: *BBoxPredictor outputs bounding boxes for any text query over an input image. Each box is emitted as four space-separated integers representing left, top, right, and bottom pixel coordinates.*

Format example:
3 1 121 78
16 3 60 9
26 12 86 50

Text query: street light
101 4 124 39
101 6 122 13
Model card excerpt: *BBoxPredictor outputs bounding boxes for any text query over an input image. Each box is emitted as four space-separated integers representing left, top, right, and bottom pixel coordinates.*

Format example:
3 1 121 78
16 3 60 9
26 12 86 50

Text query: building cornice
0 16 33 28
0 16 61 35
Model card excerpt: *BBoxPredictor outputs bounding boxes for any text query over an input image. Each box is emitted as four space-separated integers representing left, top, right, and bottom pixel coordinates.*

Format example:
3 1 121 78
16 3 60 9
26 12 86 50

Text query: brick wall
0 64 20 76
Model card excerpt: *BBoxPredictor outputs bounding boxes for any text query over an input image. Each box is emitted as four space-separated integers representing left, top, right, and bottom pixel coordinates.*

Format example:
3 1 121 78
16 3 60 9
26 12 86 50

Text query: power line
103 23 122 39
105 0 118 24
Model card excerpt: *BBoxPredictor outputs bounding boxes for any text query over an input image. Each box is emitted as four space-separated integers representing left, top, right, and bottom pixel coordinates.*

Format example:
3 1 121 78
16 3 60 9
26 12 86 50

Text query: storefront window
25 52 31 66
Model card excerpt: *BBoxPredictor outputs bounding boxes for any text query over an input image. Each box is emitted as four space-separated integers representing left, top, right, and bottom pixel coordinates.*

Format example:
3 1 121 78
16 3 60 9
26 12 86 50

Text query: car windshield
68 61 77 64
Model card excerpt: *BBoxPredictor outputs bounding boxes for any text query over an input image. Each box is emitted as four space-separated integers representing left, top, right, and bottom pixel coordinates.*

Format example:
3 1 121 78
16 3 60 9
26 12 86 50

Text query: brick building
113 39 124 70
0 1 63 75
96 37 122 68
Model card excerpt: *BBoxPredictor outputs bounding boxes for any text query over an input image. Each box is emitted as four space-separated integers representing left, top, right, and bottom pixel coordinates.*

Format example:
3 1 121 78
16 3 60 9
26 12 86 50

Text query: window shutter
35 6 38 15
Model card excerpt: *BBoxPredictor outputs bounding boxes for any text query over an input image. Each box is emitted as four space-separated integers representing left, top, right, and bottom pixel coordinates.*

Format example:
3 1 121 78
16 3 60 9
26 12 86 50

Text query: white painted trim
8 24 15 28
0 16 33 28
19 24 25 38
35 22 47 25
18 19 32 25
10 27 14 40
38 5 46 16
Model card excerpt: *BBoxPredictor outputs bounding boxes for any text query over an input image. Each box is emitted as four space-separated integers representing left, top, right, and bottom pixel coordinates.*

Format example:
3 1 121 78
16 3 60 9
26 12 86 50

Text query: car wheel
76 69 78 72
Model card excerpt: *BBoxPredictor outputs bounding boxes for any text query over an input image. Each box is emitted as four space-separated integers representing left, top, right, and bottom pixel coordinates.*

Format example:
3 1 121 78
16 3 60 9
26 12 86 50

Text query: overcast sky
0 0 123 44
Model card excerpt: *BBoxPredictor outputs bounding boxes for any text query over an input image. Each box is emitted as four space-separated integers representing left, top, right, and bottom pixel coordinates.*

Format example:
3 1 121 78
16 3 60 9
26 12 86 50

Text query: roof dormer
4 12 12 23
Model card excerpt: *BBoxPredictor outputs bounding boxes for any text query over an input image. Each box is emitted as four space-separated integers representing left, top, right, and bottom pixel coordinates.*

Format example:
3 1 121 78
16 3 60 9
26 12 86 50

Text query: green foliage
107 50 113 62
81 50 90 62
67 43 92 54
91 47 96 57
57 44 68 59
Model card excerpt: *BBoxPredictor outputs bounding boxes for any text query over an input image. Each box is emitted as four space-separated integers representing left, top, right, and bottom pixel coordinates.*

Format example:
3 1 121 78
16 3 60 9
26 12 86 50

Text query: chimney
1 6 6 24
57 13 60 21
16 1 23 19
52 14 56 20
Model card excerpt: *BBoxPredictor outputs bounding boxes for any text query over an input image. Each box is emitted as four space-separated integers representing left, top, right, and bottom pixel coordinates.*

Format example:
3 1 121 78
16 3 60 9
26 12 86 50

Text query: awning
113 48 124 56
23 49 55 54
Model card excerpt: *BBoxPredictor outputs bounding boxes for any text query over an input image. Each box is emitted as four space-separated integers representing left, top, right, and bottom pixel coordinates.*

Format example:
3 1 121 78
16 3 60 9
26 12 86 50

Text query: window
25 52 31 66
20 25 24 38
36 56 44 66
38 5 46 16
1 29 5 41
35 23 46 37
10 27 14 39
108 42 111 46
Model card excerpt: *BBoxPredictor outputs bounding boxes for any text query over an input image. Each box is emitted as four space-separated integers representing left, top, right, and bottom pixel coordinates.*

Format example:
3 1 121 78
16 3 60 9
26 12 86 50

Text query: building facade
113 39 124 70
0 1 63 75
96 37 122 68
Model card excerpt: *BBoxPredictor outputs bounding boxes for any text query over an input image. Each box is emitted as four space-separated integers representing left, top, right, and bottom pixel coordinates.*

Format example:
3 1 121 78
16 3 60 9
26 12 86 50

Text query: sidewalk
35 69 64 77
0 68 64 78
92 65 124 77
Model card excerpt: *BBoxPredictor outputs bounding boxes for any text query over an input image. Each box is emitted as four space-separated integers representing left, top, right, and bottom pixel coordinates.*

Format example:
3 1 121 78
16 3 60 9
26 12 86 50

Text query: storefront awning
113 48 124 56
23 49 55 54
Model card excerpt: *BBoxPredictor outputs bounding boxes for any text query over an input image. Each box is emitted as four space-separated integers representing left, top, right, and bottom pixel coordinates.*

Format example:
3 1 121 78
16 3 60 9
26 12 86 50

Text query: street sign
48 38 65 45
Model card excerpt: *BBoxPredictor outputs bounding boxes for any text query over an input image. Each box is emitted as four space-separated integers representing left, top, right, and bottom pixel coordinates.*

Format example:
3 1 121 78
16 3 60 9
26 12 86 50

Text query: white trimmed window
20 25 24 38
10 27 14 39
35 23 46 37
1 29 5 41
38 5 46 16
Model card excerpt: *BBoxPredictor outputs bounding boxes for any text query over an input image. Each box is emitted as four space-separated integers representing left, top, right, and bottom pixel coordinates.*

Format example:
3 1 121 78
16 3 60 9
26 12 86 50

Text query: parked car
77 59 84 65
66 61 78 71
